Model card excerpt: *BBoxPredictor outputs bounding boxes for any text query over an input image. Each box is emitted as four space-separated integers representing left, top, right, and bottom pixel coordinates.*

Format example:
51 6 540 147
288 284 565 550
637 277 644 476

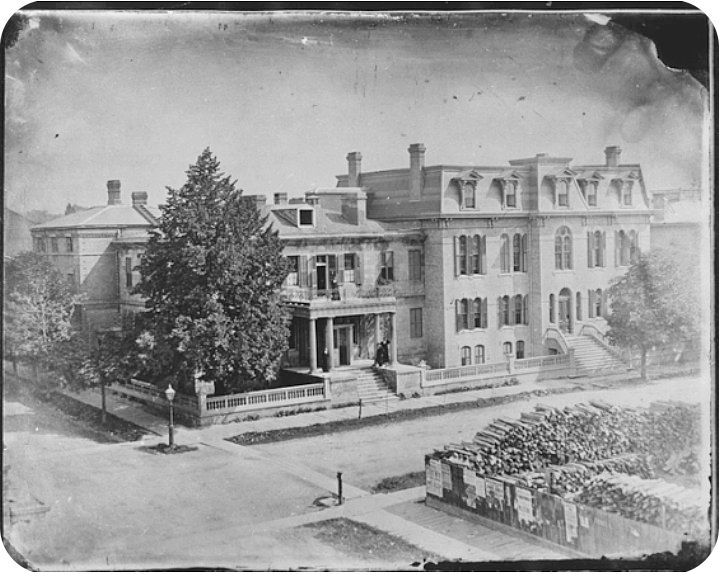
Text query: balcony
282 284 397 317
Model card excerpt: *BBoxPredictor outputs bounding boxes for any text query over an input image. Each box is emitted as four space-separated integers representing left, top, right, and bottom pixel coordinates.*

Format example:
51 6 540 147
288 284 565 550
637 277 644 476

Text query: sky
4 9 709 214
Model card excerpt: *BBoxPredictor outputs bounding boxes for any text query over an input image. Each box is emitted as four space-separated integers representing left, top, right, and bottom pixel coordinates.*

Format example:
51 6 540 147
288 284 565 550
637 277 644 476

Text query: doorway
333 325 352 366
558 288 572 333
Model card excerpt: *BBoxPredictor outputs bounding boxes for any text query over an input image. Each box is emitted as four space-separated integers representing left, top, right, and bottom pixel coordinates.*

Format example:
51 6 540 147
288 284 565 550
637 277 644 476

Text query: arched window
555 226 572 270
588 289 595 318
629 230 638 264
500 234 511 273
503 341 513 356
514 295 523 325
595 289 603 317
594 230 604 267
522 295 528 325
513 234 521 272
576 292 582 321
459 235 468 275
461 346 472 366
474 345 485 364
619 230 630 266
549 294 556 323
516 340 525 359
521 234 528 272
499 295 510 326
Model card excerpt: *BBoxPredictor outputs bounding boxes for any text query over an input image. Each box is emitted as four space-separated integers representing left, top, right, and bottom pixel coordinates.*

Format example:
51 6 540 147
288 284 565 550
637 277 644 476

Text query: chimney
605 146 622 167
107 180 121 205
131 191 148 206
408 143 426 199
274 192 288 205
347 152 362 187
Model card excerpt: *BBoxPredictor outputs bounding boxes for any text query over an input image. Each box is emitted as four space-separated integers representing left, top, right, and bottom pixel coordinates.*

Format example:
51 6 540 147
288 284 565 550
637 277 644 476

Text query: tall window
458 236 468 275
622 182 633 206
472 297 487 328
500 234 511 273
555 226 572 270
410 308 423 338
462 183 476 209
50 237 59 253
344 253 356 283
522 295 528 325
516 340 525 359
474 345 485 364
594 231 604 267
576 292 582 321
470 235 480 274
514 295 523 325
513 234 521 272
588 289 595 318
461 346 472 365
408 249 423 282
629 231 639 263
505 181 517 208
125 257 133 288
521 234 528 272
380 251 394 281
286 256 299 286
500 295 510 326
595 288 603 317
503 341 513 356
456 299 469 331
557 180 569 206
65 237 74 252
587 181 597 206
549 294 556 323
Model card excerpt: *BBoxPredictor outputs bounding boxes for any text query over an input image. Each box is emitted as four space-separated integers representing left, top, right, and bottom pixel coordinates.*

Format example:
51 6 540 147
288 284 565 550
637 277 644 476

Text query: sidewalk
57 364 697 444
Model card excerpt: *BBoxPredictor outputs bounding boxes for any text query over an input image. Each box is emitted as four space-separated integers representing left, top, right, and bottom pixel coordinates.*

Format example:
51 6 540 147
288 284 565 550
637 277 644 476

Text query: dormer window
505 181 517 207
557 179 569 207
462 182 476 209
299 209 314 226
622 181 633 206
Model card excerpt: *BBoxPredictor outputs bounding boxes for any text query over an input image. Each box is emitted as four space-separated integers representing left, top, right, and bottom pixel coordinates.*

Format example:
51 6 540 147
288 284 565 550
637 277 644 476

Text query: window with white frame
461 346 472 366
555 226 573 270
474 345 485 364
503 341 513 356
462 182 476 209
343 253 356 283
516 340 525 359
286 256 299 286
504 180 517 208
380 251 394 281
410 308 423 338
500 234 511 273
557 179 569 207
408 249 423 282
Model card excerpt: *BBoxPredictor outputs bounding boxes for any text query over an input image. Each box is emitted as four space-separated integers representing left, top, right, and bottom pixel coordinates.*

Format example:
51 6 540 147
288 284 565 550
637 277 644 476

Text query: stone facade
31 144 653 373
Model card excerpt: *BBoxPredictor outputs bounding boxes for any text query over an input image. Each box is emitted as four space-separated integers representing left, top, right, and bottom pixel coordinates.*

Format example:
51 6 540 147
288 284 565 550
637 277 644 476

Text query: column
389 312 398 364
309 317 318 373
374 313 382 349
325 316 334 371
568 288 575 334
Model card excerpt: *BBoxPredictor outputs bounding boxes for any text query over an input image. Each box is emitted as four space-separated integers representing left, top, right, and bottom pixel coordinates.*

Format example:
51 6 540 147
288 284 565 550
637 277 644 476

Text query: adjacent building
31 144 652 372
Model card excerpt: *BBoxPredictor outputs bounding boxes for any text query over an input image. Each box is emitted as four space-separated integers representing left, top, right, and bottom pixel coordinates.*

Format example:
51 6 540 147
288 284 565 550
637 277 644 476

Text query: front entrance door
333 326 351 366
558 295 571 332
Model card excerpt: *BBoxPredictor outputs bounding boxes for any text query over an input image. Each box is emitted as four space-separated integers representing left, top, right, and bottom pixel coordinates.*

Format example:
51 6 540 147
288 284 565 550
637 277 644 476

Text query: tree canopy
4 252 83 374
606 250 700 378
135 148 290 394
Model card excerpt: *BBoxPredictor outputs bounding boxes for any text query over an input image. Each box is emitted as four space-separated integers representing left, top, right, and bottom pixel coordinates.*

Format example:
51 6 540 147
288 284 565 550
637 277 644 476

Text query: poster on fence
441 462 452 490
426 460 443 497
462 468 477 508
563 500 579 541
485 478 504 508
476 475 486 499
515 487 534 525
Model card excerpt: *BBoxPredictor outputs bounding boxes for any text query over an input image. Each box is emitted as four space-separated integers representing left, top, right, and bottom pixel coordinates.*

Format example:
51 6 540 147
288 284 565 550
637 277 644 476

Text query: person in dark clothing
373 343 384 367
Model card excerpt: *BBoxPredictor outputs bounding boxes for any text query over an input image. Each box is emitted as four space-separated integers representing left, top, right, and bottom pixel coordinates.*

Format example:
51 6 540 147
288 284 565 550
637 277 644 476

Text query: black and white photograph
2 3 716 571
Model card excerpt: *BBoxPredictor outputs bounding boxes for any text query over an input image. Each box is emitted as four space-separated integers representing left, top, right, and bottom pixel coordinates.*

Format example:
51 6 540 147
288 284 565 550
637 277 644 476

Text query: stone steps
565 335 628 376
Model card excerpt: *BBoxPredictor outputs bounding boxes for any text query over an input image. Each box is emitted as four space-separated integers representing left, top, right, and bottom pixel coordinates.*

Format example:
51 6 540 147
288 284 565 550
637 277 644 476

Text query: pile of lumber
573 472 706 533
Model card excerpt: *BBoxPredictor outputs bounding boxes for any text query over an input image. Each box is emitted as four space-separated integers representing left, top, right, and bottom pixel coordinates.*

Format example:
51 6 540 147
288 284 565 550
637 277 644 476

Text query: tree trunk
640 347 648 380
101 381 107 424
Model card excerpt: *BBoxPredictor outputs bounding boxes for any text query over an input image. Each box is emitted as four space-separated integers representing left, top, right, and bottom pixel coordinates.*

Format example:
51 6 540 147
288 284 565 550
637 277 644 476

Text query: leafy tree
606 250 699 379
135 148 291 394
4 252 83 379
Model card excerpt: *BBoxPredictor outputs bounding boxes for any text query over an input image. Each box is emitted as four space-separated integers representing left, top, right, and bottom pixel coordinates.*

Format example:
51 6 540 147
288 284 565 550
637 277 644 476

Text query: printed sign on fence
485 478 504 507
463 468 477 508
516 487 534 524
563 500 578 541
441 463 452 490
476 475 486 499
426 459 443 497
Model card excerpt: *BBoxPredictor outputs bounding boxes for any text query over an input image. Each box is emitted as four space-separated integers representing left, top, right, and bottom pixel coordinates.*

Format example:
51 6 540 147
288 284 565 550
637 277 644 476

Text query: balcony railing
283 284 396 302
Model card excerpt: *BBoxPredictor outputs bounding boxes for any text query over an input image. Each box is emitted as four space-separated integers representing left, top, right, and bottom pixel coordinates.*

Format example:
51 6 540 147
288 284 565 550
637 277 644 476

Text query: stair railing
578 322 631 366
544 326 569 355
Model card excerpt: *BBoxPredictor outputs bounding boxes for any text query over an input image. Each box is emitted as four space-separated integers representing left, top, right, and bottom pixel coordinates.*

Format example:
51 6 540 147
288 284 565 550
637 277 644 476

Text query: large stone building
31 144 651 373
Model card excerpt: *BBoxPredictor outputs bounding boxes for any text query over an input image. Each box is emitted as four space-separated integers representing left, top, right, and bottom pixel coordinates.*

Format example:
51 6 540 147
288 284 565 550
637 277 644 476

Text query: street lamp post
164 384 176 450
